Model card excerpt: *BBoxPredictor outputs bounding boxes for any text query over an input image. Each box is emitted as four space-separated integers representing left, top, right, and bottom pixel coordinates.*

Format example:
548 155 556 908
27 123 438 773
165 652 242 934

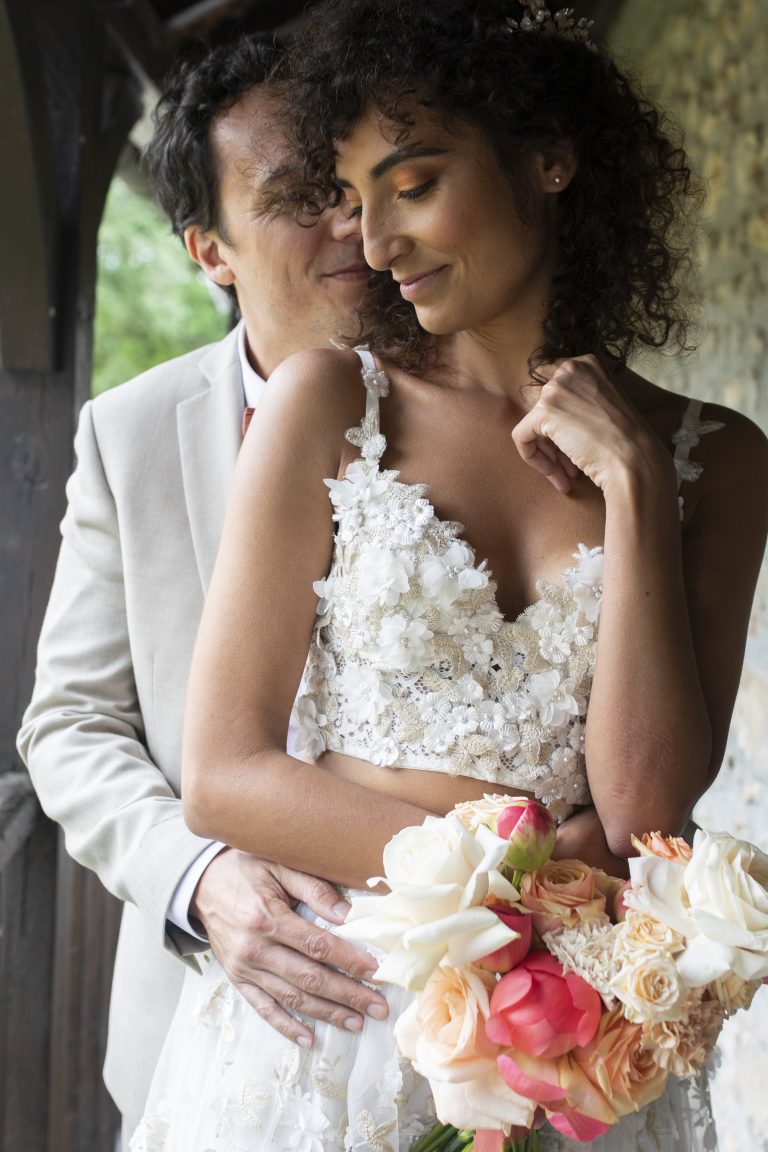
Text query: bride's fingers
513 433 573 493
559 450 580 479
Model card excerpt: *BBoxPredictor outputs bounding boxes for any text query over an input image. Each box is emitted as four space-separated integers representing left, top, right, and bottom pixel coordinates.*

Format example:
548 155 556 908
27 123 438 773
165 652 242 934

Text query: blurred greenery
92 176 231 396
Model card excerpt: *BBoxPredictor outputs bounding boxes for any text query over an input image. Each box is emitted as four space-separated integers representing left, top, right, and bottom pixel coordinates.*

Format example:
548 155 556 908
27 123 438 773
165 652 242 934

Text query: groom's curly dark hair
145 31 283 244
285 0 701 372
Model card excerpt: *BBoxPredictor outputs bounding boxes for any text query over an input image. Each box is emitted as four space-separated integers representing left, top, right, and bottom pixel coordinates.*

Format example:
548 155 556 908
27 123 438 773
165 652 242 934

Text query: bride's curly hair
283 0 700 372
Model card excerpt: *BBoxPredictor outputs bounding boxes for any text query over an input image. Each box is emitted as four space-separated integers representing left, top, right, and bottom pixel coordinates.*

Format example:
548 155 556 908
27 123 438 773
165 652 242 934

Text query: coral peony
486 952 601 1058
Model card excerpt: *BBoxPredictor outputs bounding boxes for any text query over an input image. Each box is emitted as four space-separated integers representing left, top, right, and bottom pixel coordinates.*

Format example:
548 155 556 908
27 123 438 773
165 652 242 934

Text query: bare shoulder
622 368 768 491
264 346 369 425
238 346 371 480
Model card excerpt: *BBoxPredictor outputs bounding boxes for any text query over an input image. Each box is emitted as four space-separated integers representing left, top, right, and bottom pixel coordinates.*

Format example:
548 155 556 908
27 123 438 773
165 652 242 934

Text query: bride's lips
324 263 371 282
397 266 448 300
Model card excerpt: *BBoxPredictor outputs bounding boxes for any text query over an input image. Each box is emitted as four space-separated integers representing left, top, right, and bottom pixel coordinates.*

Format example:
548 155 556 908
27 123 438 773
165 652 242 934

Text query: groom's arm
17 397 387 1044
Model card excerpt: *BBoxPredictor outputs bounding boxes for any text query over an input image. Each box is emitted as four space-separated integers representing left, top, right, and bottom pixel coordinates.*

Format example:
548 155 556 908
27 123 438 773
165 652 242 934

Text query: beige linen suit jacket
18 327 244 1136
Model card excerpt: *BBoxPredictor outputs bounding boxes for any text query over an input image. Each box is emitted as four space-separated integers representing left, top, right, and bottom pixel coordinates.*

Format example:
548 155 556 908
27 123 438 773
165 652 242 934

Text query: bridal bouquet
337 796 768 1150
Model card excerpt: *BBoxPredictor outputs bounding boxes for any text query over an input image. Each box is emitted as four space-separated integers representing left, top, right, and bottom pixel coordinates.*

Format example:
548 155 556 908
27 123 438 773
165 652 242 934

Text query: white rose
625 855 697 940
677 830 768 983
337 815 519 991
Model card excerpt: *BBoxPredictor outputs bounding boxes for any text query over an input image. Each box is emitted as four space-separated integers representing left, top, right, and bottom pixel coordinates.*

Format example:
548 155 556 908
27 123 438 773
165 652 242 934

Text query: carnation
709 972 762 1016
641 994 724 1075
543 920 623 1004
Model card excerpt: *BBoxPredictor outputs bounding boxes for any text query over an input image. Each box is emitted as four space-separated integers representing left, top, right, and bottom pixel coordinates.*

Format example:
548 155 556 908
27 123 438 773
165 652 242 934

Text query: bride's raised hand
511 354 670 496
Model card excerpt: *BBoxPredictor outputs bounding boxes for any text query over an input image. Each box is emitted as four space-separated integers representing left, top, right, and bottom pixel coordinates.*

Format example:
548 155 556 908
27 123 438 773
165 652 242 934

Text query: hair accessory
507 1 596 50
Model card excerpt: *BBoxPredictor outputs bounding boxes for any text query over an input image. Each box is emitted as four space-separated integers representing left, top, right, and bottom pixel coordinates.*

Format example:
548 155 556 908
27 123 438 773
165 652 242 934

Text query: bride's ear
534 144 578 194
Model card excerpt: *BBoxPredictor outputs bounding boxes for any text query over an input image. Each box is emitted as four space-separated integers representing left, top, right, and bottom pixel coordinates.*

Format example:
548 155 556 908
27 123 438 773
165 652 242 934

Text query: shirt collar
237 321 267 408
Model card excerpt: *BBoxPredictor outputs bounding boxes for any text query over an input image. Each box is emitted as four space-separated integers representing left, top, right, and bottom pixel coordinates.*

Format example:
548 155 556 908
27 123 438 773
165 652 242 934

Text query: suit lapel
177 328 243 593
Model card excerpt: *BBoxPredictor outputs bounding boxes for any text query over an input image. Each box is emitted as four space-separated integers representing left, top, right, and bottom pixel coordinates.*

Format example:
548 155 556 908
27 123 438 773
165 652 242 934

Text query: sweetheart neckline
328 440 603 631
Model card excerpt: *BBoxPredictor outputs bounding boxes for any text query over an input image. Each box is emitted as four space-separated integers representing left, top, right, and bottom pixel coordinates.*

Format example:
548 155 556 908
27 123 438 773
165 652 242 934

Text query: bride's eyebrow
336 145 449 188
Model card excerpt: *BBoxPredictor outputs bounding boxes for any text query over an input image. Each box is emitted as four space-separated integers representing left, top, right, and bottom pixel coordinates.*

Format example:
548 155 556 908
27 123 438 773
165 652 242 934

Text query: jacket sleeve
17 399 211 963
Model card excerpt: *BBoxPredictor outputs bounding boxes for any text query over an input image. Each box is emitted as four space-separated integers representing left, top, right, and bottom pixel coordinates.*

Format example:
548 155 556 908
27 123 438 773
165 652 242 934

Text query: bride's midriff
317 748 535 817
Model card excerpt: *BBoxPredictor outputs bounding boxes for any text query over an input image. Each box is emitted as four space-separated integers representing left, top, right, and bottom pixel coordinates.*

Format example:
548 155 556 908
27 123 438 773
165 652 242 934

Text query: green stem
440 1134 473 1152
409 1123 456 1152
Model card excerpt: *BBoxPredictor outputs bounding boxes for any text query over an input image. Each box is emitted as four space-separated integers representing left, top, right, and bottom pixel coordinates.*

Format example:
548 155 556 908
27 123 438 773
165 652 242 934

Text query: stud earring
553 176 562 186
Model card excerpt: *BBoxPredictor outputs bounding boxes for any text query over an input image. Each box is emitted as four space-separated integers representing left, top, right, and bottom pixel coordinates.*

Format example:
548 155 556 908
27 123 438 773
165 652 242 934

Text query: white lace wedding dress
131 351 721 1151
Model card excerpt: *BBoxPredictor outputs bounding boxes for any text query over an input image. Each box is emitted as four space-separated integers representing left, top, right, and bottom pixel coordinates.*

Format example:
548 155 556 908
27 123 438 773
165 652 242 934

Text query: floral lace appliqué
294 402 600 822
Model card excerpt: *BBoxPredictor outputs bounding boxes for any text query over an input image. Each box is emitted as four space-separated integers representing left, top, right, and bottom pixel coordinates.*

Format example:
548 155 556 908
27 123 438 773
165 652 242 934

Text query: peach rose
573 1005 668 1117
395 964 535 1131
631 832 693 864
520 859 608 936
599 876 631 923
497 1049 615 1141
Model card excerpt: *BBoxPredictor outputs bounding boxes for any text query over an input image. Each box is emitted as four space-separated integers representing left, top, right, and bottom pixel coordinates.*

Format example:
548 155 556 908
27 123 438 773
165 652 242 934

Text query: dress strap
672 397 725 517
353 346 390 430
344 347 391 464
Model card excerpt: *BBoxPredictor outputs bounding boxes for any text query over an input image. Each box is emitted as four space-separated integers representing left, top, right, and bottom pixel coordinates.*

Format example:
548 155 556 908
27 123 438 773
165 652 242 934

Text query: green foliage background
92 177 231 396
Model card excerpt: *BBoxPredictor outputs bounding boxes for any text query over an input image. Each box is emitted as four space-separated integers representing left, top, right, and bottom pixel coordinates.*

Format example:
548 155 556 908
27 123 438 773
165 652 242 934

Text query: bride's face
334 106 562 338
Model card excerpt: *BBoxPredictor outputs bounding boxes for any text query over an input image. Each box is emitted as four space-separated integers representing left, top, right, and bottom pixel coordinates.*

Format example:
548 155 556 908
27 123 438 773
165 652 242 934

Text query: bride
132 0 768 1148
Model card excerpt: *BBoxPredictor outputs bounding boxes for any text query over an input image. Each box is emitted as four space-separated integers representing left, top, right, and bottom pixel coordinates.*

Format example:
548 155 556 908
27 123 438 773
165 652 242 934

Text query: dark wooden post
0 0 144 1147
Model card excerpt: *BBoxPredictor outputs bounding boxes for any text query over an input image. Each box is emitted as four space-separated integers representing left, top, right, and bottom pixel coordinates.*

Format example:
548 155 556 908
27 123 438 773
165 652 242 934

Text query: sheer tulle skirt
130 904 718 1152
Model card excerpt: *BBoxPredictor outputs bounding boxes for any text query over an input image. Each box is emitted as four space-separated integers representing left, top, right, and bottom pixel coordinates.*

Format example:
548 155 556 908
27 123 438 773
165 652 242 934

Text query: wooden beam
1 1 144 1148
0 808 57 1152
0 1 56 372
101 0 171 85
0 775 37 873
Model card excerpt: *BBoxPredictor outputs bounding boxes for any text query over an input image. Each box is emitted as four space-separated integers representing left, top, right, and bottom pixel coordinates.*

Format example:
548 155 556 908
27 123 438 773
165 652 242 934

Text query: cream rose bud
611 953 689 1023
677 830 768 984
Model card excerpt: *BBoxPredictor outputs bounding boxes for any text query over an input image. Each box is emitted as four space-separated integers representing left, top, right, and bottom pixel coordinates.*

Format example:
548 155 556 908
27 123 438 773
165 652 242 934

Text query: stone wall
608 3 768 1148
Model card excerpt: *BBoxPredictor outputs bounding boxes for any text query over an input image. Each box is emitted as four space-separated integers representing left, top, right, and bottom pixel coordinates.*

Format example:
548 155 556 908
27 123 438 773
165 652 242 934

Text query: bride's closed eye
397 179 436 201
337 178 437 219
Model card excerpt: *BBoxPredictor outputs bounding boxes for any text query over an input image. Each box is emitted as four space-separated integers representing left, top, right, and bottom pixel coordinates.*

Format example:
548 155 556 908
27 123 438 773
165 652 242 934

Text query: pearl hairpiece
506 0 596 50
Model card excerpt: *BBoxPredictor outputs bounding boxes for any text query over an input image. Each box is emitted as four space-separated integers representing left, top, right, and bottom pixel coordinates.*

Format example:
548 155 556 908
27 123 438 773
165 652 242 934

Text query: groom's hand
189 848 389 1048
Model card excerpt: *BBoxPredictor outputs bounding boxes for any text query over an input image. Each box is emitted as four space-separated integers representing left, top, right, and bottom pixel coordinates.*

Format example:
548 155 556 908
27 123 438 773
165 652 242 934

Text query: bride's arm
513 356 768 858
182 349 431 889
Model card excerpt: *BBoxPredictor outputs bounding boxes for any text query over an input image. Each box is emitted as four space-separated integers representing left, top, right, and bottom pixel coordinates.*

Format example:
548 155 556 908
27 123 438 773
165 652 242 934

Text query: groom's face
197 87 370 377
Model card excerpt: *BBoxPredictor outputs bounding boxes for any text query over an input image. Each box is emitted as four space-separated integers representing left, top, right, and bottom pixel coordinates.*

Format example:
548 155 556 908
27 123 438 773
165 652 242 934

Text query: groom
17 31 387 1142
